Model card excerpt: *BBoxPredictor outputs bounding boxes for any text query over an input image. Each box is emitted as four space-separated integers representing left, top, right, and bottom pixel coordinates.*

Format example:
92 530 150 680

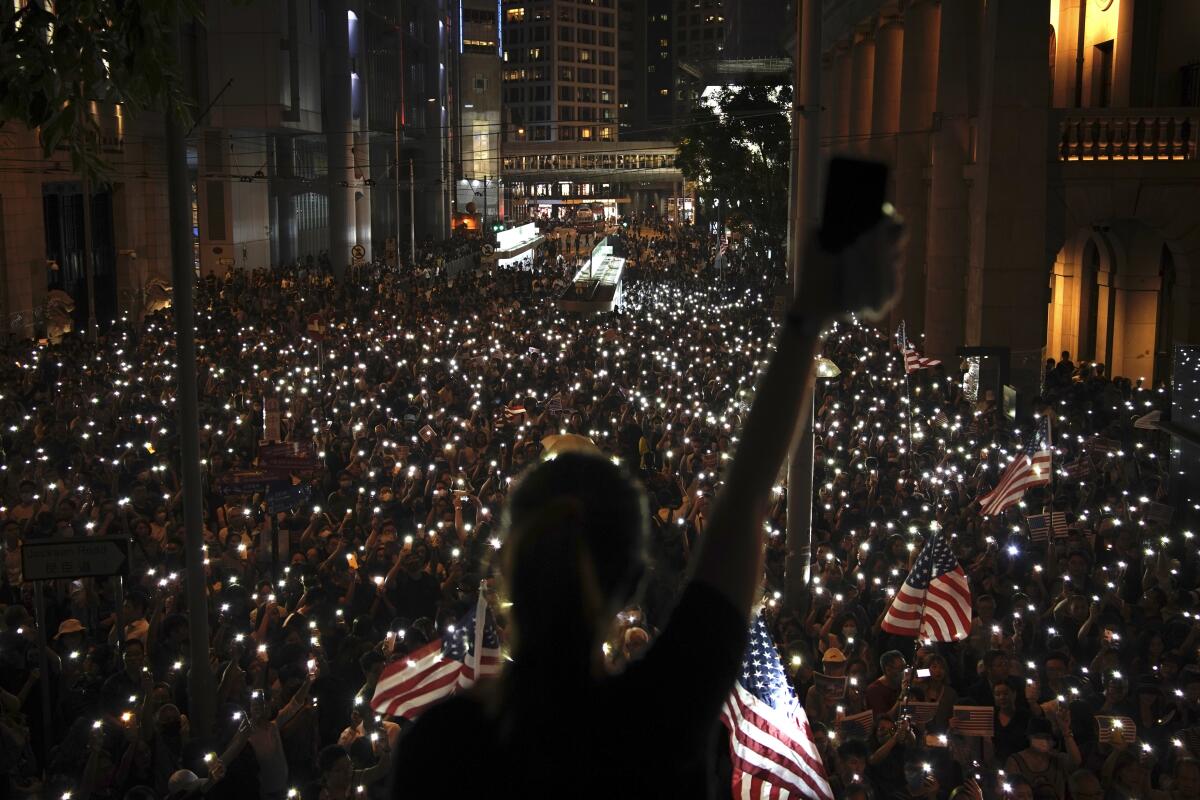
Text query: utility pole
82 172 97 340
409 158 416 260
400 107 410 260
784 0 822 615
166 9 216 738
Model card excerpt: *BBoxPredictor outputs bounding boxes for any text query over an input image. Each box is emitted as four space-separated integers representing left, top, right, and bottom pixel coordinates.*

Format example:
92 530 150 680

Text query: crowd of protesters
0 216 1195 800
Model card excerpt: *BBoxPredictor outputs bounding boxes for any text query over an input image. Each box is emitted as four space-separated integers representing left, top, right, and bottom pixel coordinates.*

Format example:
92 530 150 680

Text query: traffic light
491 222 505 233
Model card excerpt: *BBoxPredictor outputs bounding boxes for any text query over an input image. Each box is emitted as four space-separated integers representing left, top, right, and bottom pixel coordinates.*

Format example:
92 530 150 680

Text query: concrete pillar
966 0 1054 398
0 129 46 340
1053 0 1083 108
275 135 296 267
870 15 904 159
833 40 854 147
924 0 975 361
197 129 232 277
820 52 835 157
1112 0 1137 108
324 0 353 279
352 130 372 257
848 29 876 152
891 0 939 334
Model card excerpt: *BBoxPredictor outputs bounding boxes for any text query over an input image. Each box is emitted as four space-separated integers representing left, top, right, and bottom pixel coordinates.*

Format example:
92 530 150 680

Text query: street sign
22 536 132 581
351 244 366 263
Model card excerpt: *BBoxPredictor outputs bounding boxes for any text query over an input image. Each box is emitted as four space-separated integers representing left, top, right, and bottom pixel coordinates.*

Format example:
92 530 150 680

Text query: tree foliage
674 84 792 250
0 0 201 178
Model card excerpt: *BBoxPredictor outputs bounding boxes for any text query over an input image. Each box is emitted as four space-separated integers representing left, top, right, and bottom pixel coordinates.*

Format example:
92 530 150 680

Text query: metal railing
1057 109 1197 162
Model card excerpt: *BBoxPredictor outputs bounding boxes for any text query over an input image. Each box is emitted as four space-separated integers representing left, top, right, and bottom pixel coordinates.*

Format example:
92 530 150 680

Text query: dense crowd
0 218 1194 799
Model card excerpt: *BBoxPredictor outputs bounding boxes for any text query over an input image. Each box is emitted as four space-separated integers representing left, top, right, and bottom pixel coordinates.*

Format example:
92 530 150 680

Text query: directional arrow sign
22 536 132 581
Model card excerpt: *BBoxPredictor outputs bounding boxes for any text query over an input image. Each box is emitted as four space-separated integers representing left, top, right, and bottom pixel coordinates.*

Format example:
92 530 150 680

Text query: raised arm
688 221 903 618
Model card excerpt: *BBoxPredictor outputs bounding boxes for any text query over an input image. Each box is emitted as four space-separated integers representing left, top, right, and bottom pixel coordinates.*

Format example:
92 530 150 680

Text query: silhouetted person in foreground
391 217 905 798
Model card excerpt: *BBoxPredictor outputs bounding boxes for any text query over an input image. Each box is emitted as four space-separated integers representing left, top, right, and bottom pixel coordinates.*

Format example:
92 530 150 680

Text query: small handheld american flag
880 530 972 641
837 710 875 742
950 705 994 737
720 610 834 800
1025 511 1067 544
1096 715 1137 744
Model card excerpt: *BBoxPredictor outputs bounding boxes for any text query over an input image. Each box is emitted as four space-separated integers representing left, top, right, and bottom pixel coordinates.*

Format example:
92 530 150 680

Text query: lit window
580 127 592 139
506 8 525 22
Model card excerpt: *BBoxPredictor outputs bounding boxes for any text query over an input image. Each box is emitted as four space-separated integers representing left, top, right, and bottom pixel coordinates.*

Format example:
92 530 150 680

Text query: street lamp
784 354 840 615
816 356 841 380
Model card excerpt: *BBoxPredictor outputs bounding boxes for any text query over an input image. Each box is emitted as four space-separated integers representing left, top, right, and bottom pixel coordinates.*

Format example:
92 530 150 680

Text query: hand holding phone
797 157 903 324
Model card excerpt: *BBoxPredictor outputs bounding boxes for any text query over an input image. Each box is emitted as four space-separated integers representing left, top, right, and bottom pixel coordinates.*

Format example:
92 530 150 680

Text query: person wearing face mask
1004 716 1079 800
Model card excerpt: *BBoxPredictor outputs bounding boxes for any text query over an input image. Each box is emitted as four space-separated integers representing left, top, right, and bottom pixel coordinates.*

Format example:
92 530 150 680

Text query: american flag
502 402 527 420
1140 500 1173 526
1026 511 1068 544
720 610 834 800
545 395 563 416
837 710 874 742
905 701 939 727
896 321 941 374
1085 435 1122 456
950 706 994 737
880 530 972 641
370 588 501 720
1096 716 1137 744
904 348 942 374
1061 457 1094 480
978 418 1052 517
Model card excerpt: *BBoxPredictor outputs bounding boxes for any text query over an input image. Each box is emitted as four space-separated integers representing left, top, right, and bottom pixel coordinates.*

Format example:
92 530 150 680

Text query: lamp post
784 0 823 617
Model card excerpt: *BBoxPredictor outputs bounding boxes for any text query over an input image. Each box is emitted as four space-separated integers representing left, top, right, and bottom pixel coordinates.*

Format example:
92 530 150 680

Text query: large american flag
720 610 834 800
978 418 1052 517
370 588 501 720
880 531 972 641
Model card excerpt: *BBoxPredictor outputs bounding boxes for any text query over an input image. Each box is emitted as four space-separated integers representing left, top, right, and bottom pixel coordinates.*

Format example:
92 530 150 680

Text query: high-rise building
722 0 788 61
618 0 674 140
0 0 459 337
451 0 505 229
501 0 620 143
672 0 725 119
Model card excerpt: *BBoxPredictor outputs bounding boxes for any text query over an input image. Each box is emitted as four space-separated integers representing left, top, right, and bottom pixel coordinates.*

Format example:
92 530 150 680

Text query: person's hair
983 649 1008 669
879 650 904 672
317 744 349 775
501 452 647 687
360 650 386 672
1043 650 1069 668
837 740 869 760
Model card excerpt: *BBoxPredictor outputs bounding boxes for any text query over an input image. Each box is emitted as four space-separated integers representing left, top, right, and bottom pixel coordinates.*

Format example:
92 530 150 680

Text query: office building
501 0 620 143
